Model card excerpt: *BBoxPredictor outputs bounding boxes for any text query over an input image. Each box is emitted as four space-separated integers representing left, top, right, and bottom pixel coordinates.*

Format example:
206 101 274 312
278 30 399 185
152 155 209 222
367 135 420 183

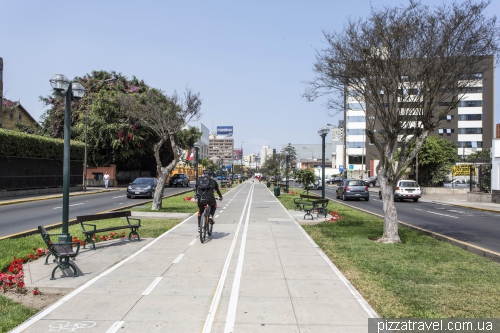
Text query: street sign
339 167 344 173
348 164 354 170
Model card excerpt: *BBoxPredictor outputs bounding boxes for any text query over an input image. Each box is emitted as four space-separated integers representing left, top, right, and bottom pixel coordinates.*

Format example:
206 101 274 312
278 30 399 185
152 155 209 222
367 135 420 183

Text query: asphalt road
320 186 500 254
0 186 193 238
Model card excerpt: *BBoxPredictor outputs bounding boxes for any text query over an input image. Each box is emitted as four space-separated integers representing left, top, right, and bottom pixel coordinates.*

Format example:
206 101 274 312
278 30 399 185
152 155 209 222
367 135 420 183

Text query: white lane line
142 277 163 296
106 321 125 333
113 195 126 198
173 254 185 263
415 208 459 219
189 238 198 246
53 203 84 209
224 186 253 333
201 183 254 333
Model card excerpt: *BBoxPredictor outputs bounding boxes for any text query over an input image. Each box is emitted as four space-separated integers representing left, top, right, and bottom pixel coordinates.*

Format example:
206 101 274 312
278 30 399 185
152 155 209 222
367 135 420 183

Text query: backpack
197 175 215 203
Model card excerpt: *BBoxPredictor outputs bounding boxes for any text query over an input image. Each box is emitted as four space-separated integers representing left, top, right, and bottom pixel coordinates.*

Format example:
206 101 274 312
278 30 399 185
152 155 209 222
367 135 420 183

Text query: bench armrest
127 217 141 226
81 223 97 232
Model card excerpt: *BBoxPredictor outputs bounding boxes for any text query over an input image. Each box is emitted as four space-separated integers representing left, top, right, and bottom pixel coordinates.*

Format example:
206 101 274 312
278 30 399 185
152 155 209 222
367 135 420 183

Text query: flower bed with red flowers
328 211 343 222
0 248 48 292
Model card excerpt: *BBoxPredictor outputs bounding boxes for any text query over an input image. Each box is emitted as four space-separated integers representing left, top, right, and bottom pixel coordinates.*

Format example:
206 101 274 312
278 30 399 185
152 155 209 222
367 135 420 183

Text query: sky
2 0 499 156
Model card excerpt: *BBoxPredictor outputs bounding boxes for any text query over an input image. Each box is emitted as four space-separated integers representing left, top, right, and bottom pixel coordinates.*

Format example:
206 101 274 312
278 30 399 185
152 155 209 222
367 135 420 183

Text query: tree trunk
377 166 401 244
151 136 178 211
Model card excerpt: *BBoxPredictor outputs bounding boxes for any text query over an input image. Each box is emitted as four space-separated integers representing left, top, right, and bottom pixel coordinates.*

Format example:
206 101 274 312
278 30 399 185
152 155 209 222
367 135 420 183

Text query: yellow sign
452 165 476 176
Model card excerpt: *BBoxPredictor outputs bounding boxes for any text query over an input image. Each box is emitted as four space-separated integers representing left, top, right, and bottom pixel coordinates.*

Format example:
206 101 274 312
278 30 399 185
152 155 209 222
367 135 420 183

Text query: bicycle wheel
207 218 213 236
199 212 207 243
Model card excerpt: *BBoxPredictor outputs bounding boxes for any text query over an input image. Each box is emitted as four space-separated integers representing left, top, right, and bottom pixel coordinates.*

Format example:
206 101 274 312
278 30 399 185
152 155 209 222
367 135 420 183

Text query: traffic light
339 127 344 141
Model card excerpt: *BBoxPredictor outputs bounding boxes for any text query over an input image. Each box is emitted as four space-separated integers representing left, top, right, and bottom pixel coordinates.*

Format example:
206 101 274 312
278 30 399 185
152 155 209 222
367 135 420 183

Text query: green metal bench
77 211 141 250
293 194 321 210
38 226 81 280
302 199 330 220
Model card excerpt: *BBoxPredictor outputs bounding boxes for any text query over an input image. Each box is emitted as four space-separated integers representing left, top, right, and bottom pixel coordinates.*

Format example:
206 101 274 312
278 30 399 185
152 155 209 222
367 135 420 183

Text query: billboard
234 149 243 160
217 126 233 137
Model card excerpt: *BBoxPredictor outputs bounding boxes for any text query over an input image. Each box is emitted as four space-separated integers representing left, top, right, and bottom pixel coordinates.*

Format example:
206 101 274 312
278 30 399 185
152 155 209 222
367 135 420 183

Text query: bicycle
199 197 219 243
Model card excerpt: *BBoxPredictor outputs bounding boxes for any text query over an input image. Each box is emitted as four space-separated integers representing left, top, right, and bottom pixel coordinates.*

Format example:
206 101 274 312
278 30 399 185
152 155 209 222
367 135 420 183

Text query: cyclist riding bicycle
196 169 223 231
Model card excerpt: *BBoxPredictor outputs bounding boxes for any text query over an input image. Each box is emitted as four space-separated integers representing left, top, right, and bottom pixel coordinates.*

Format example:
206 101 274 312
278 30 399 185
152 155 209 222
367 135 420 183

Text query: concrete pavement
13 181 377 333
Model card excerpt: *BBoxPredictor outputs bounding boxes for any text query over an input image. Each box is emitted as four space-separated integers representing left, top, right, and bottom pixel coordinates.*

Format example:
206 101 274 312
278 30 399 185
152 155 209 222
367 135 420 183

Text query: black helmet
203 169 213 177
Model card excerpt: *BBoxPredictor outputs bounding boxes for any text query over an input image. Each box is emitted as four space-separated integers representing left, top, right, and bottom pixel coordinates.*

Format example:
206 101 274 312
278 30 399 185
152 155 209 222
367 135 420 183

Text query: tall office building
260 146 273 165
209 134 234 163
344 62 494 177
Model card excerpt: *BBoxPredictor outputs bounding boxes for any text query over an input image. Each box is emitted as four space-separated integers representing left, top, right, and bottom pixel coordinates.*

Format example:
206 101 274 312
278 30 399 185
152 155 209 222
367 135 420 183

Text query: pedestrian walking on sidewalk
104 172 110 188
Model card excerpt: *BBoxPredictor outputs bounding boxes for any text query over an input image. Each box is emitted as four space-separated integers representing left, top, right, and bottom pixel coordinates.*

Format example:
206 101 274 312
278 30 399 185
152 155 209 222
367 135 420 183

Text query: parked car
168 173 190 187
336 179 370 201
326 177 343 185
363 175 378 188
216 174 227 180
378 180 421 202
443 179 473 188
127 177 158 199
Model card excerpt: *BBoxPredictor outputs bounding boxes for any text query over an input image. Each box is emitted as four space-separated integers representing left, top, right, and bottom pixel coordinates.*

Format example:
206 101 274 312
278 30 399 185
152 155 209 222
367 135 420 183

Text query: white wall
492 139 500 191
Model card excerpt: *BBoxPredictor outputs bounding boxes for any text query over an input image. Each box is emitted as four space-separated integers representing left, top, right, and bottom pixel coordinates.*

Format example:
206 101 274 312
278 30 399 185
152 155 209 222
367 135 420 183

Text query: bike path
13 182 376 333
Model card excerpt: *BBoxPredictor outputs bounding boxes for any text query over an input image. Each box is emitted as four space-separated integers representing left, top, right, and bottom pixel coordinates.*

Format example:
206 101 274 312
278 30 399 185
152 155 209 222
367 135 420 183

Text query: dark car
127 177 158 199
363 175 378 188
336 179 370 201
168 173 190 187
326 177 343 185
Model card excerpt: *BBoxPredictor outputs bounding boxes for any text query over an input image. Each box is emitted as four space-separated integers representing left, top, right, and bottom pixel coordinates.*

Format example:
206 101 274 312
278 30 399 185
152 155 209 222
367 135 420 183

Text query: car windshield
133 178 154 185
347 180 364 186
171 174 181 179
400 181 418 187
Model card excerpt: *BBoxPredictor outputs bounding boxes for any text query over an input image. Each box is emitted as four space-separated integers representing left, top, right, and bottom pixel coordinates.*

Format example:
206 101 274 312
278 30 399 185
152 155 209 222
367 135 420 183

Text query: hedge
0 129 84 161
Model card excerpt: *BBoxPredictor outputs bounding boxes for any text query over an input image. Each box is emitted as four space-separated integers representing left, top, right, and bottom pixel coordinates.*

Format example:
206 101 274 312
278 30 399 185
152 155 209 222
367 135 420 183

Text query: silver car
336 179 370 201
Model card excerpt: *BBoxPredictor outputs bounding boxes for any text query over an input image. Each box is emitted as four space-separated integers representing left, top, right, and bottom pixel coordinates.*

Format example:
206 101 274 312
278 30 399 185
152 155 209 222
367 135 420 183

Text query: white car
378 180 422 202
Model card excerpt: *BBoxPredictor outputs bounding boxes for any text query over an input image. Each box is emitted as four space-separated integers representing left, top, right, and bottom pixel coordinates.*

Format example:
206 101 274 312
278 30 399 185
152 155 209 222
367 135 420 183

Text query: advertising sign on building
234 149 242 160
217 126 233 137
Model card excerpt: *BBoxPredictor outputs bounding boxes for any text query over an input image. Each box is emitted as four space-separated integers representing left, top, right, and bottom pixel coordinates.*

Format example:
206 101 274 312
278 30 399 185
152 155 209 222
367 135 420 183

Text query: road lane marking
202 184 254 333
53 203 84 209
415 208 458 219
189 238 197 246
106 321 125 333
172 254 185 263
112 195 126 198
224 185 253 333
142 277 163 295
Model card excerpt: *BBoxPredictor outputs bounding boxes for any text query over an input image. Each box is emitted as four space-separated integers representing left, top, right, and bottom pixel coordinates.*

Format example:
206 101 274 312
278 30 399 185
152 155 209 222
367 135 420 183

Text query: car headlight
146 186 151 190
127 186 132 190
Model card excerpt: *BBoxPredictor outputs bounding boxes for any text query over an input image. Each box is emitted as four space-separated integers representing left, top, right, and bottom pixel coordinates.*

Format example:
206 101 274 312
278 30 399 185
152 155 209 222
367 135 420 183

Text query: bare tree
304 0 499 243
120 88 202 210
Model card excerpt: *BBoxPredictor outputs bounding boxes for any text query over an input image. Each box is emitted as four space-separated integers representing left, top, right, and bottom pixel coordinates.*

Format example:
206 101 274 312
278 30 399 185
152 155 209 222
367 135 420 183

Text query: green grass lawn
279 188 500 318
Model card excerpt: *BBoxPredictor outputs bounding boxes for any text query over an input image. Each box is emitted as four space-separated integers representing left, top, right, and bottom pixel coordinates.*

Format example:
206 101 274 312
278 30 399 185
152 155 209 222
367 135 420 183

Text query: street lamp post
240 141 244 182
285 151 289 193
50 74 85 242
194 142 200 187
318 126 330 199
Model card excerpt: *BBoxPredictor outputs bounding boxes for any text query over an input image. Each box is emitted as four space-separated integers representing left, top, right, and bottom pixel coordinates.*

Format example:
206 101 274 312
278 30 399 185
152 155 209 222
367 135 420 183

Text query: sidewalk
13 182 376 333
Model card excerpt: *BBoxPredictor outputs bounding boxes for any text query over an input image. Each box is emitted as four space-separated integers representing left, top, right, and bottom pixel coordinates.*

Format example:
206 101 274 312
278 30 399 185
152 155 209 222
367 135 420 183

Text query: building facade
209 135 234 164
345 65 494 178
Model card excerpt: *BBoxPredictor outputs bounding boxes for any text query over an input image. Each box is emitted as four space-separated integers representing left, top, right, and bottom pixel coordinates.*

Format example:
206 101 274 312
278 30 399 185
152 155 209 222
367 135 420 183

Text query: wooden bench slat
76 211 131 223
82 225 140 235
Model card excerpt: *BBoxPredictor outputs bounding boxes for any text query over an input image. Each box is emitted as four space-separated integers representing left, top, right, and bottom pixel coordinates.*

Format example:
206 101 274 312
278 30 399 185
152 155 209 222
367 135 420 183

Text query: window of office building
458 141 483 148
347 116 366 122
348 155 363 164
458 100 482 107
458 114 482 121
458 128 483 134
461 86 483 94
347 142 365 148
347 129 365 135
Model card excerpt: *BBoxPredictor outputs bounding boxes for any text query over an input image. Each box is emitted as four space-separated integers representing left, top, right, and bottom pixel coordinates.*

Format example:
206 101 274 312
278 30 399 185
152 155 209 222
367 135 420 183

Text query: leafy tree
280 144 298 179
119 88 202 210
467 148 491 192
304 0 499 243
417 136 458 185
301 169 316 195
38 70 156 171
